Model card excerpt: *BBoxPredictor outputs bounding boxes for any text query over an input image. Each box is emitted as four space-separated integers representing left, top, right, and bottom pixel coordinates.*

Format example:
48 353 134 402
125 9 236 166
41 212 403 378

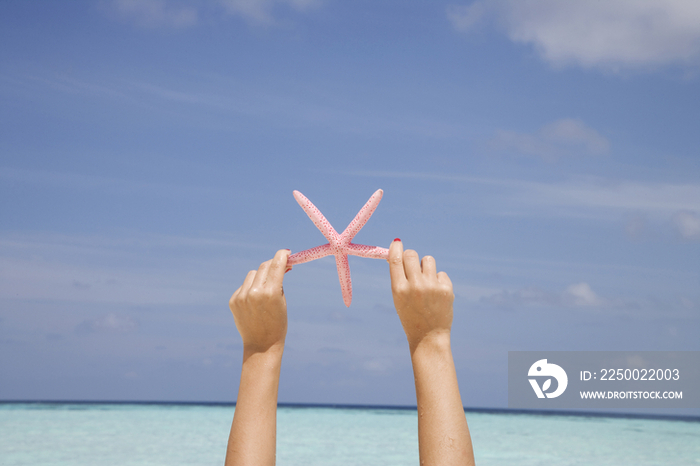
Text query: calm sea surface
1 403 699 465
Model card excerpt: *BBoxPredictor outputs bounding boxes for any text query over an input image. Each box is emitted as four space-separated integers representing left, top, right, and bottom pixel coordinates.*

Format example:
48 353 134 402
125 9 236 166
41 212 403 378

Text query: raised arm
388 239 475 466
226 249 291 466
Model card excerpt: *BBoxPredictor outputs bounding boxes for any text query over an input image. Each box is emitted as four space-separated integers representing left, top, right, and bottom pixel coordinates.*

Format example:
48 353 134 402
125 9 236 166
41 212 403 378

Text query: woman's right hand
388 239 455 352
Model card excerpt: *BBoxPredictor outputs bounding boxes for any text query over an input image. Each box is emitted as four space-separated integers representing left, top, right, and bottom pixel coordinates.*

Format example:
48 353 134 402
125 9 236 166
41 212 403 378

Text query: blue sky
1 0 699 414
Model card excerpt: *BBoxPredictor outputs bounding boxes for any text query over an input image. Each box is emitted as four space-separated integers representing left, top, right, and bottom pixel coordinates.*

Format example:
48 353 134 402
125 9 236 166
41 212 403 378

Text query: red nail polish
284 249 291 251
393 238 401 242
284 267 292 274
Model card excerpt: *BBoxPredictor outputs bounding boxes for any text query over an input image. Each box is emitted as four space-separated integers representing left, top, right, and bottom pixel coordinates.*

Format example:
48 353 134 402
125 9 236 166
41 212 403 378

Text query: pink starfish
287 189 389 307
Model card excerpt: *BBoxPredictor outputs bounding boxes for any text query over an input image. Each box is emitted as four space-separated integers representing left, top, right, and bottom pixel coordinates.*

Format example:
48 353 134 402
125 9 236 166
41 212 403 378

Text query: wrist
408 330 451 358
243 342 285 364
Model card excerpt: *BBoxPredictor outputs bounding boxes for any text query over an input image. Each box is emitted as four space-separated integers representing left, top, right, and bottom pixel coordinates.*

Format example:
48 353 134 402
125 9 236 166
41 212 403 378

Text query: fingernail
393 238 401 242
285 267 292 274
284 249 291 251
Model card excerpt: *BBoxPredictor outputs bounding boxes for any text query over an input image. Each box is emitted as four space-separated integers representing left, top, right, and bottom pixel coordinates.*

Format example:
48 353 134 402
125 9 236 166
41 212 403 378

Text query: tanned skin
226 249 290 466
388 239 475 466
225 242 475 465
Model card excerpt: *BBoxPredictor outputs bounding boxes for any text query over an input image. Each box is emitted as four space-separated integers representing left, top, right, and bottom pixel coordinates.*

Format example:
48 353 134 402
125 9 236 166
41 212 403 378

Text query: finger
251 258 273 290
421 255 437 277
266 249 291 288
388 239 407 287
437 270 453 289
230 270 256 309
402 249 422 281
239 269 257 294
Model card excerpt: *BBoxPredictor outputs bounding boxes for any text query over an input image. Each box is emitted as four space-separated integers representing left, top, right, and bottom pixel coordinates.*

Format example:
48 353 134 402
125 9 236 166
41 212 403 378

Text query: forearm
226 346 284 466
411 333 475 466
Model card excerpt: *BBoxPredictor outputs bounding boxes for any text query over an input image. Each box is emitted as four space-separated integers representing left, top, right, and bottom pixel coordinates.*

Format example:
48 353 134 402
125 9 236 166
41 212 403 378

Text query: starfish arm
293 190 339 243
346 243 390 260
287 243 332 266
340 189 383 243
335 254 353 307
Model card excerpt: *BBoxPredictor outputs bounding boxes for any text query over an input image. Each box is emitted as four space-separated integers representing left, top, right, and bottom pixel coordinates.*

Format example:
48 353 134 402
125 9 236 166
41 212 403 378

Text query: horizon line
2 400 698 423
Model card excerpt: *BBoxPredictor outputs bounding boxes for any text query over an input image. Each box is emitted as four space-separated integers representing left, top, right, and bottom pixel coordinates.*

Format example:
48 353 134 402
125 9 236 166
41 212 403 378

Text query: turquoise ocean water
1 403 699 465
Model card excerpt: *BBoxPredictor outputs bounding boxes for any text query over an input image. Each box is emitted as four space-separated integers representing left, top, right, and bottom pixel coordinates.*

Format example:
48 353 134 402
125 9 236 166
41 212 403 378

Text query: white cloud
108 0 321 28
674 211 700 239
219 0 320 24
480 282 604 309
491 118 610 161
353 169 700 241
564 282 603 307
448 0 700 70
488 286 556 307
0 231 262 305
351 170 700 218
363 358 392 373
112 0 198 28
447 2 488 32
625 214 647 239
0 165 230 201
75 313 138 334
529 180 700 215
680 297 695 309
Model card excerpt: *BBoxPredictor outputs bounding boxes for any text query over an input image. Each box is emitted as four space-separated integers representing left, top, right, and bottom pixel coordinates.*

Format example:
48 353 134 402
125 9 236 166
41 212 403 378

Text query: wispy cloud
350 170 700 217
447 2 488 32
219 0 321 25
490 118 610 161
0 165 229 200
111 0 198 28
526 179 700 215
478 282 604 309
106 0 322 29
448 0 700 71
0 232 266 305
474 281 698 319
674 211 700 240
564 282 603 307
624 214 647 239
75 313 139 334
477 281 700 321
5 72 468 140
